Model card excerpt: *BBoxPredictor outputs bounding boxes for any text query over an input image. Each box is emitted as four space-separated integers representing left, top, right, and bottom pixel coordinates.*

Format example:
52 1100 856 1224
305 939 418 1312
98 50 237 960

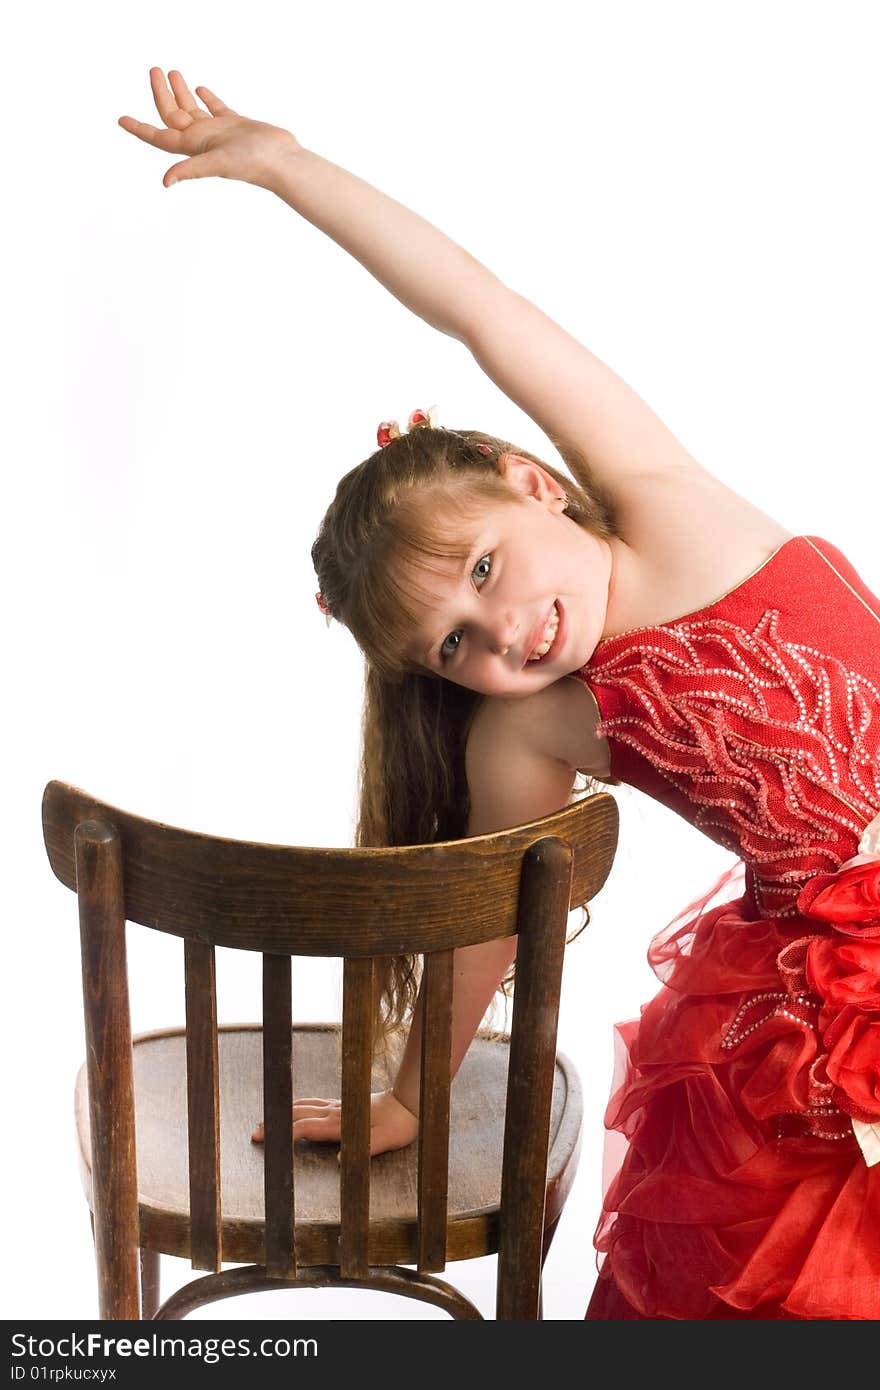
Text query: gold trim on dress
801 537 880 629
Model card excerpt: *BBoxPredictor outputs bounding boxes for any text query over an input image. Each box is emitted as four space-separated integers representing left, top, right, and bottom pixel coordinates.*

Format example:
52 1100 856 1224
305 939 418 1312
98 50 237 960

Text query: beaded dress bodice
570 535 880 920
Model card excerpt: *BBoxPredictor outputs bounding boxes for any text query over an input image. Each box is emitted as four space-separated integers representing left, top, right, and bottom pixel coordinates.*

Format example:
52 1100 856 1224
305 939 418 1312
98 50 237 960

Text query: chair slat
496 836 572 1320
339 957 373 1277
417 949 454 1272
183 939 221 1272
262 954 296 1278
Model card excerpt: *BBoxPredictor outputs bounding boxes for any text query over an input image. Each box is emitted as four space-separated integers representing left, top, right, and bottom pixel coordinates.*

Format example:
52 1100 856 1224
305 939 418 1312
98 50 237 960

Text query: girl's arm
389 936 520 1121
268 147 702 510
120 70 702 515
266 146 499 344
390 694 580 1123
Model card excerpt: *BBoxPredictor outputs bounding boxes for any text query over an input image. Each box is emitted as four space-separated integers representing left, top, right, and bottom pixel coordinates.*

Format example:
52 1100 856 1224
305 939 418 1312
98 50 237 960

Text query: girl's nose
488 615 519 657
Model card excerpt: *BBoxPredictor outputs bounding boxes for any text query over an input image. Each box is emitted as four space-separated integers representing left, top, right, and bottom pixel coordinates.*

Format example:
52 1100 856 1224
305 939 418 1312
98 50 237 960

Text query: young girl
120 69 880 1320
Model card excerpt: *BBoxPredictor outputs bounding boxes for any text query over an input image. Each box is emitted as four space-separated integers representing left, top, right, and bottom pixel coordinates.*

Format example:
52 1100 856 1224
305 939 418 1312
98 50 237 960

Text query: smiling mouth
525 600 562 665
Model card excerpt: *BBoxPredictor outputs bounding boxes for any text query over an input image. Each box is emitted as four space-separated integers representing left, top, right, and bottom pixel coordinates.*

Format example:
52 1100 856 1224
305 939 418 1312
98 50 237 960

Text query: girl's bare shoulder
603 461 795 637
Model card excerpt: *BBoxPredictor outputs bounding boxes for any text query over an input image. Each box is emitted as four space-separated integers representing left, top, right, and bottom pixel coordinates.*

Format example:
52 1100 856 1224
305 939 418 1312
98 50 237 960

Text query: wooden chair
41 778 618 1321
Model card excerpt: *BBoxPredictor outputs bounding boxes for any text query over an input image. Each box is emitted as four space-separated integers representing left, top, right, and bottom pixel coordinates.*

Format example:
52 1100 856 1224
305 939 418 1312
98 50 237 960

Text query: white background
5 0 878 1321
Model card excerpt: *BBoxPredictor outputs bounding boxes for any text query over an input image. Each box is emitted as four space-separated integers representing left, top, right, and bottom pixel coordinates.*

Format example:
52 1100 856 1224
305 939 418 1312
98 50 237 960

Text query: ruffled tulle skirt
584 860 880 1320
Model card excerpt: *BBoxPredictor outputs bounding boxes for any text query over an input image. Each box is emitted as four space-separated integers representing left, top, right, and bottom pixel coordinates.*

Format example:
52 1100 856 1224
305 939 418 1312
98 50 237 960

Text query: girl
119 69 880 1320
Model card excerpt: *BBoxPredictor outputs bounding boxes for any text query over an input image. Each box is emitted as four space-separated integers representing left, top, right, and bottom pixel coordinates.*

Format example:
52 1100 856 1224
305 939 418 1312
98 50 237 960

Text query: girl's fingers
167 69 207 118
195 84 232 117
118 115 184 151
291 1103 336 1120
149 67 183 127
252 1101 339 1140
293 1115 341 1142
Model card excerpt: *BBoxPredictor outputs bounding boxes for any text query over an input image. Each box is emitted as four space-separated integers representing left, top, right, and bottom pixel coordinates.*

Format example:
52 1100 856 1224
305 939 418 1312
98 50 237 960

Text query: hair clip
377 405 441 448
315 591 333 629
377 420 402 448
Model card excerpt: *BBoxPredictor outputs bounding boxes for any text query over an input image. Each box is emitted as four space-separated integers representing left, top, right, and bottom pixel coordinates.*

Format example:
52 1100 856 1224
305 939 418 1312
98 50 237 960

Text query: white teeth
527 604 559 660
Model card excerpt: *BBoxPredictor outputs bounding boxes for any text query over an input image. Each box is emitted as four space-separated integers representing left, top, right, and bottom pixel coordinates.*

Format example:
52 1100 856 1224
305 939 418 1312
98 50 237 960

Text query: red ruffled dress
569 534 880 1320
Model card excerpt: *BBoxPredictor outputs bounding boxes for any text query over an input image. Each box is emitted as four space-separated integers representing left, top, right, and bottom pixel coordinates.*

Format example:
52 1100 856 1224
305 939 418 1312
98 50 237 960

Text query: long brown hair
310 423 622 1049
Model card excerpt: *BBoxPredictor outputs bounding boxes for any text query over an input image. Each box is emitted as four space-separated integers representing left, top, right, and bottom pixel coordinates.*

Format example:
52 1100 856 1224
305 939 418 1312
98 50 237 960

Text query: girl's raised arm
269 151 703 513
119 70 703 517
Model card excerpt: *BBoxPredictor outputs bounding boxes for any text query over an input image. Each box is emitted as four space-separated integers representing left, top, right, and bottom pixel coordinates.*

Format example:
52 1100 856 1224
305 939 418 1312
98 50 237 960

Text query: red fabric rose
806 937 880 1011
796 858 880 937
822 1005 880 1121
790 854 880 1135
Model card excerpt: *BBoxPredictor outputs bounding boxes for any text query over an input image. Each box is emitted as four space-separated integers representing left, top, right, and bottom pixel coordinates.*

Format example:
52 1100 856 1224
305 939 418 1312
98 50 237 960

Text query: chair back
42 778 618 1319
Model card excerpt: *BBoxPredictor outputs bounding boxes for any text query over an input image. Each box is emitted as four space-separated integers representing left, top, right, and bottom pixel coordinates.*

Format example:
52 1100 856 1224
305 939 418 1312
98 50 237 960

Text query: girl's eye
473 555 492 582
439 554 492 661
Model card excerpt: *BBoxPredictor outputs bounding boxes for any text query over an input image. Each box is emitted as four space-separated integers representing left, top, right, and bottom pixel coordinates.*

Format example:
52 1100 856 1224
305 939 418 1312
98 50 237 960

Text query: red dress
569 534 880 1320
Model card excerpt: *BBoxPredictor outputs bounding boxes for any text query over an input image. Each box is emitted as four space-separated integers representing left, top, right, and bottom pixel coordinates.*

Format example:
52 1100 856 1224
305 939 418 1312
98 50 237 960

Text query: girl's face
404 457 617 698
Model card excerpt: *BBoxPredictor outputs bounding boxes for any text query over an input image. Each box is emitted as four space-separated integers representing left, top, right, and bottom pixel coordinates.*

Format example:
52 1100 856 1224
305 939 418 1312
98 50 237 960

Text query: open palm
118 67 298 190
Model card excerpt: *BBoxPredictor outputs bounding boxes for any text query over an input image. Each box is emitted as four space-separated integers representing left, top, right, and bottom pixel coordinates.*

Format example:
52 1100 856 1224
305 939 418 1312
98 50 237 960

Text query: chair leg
140 1249 161 1320
87 1205 141 1318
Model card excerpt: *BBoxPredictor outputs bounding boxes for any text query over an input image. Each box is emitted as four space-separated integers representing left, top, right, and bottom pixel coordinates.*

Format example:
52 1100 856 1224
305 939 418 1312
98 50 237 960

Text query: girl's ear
497 454 568 512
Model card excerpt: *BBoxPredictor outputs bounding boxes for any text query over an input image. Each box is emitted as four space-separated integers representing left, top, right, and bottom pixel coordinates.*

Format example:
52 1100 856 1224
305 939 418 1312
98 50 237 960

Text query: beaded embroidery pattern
580 608 880 918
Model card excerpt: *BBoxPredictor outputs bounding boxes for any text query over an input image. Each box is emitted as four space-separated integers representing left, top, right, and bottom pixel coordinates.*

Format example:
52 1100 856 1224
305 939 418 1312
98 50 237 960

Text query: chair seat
75 1022 582 1267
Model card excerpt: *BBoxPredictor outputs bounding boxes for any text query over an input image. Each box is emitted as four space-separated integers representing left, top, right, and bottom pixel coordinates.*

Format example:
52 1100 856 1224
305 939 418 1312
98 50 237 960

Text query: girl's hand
251 1089 420 1159
118 67 301 191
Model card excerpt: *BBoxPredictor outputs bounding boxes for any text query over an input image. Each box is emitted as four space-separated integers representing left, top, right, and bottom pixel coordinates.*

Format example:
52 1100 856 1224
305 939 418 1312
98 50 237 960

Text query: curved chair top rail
42 780 618 956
